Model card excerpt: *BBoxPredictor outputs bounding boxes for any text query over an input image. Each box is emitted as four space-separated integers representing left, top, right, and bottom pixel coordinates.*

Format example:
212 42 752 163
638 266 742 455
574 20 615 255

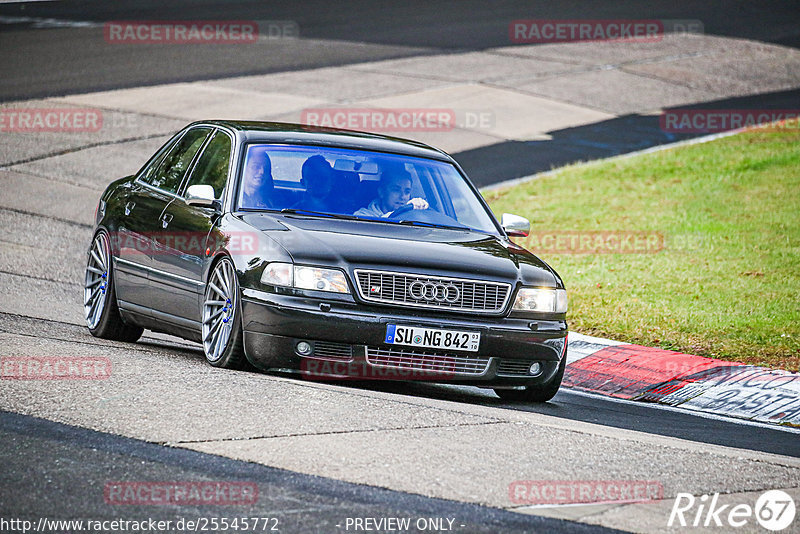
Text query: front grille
355 269 511 314
312 341 353 361
366 346 490 376
497 358 534 377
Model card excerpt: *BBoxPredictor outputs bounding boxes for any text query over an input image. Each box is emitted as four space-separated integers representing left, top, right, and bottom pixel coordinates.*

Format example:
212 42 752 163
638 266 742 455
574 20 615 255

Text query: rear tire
201 257 247 369
494 356 566 403
84 231 144 342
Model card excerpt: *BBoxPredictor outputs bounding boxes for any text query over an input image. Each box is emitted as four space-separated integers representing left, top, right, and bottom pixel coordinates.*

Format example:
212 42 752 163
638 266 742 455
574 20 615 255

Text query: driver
241 149 275 209
293 155 335 211
354 170 428 217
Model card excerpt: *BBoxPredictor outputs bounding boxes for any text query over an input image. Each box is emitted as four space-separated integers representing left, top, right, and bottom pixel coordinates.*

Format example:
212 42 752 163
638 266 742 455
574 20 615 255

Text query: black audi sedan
84 121 568 401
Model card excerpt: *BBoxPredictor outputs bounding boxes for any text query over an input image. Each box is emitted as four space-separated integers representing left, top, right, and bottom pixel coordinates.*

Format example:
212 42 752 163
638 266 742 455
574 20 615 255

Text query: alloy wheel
84 233 111 329
202 259 237 362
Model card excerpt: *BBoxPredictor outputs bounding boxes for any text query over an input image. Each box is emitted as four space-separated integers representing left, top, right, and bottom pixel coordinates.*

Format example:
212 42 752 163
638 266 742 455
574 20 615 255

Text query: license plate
385 324 480 352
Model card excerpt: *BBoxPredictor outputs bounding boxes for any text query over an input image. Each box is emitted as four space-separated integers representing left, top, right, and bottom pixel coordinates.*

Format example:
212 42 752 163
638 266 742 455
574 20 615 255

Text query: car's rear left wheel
202 257 246 369
84 231 143 342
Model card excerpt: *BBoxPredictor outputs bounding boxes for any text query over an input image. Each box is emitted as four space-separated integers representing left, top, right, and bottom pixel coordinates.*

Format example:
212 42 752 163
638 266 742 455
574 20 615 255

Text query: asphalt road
1 311 798 533
1 410 621 534
3 313 798 459
362 381 800 458
1 0 800 101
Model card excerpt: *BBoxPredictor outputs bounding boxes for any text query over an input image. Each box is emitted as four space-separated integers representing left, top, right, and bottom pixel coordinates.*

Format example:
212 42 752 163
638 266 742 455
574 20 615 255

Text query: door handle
160 212 173 229
125 201 135 216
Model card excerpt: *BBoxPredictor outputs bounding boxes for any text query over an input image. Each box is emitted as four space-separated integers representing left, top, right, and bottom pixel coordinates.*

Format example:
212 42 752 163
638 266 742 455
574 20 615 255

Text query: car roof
191 120 454 162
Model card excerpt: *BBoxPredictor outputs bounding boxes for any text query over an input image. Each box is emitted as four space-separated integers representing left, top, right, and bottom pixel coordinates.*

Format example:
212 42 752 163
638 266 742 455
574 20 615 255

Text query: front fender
202 213 293 288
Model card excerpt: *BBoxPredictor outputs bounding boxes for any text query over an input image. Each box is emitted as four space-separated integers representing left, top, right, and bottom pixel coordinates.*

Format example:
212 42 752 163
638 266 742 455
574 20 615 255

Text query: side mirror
185 185 217 208
501 213 530 237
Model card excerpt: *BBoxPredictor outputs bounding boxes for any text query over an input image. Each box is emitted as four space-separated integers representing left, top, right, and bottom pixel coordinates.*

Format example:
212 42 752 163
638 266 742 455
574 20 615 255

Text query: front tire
84 231 143 342
494 356 566 403
201 257 246 369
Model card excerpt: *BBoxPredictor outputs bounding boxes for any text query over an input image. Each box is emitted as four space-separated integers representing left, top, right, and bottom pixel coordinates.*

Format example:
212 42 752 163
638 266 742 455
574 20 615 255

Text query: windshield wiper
279 209 360 221
394 219 471 231
279 209 472 231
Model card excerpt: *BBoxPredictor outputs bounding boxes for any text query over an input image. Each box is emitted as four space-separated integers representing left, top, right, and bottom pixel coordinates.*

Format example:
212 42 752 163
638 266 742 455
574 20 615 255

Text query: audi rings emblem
408 281 460 303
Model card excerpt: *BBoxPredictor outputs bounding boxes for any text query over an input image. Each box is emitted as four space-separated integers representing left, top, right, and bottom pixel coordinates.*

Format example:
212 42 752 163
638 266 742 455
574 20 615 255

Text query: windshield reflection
237 144 499 235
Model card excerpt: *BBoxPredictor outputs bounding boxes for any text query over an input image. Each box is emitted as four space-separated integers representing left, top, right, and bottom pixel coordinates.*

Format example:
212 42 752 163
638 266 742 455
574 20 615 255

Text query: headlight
261 262 293 287
294 266 349 293
513 287 567 313
261 263 350 294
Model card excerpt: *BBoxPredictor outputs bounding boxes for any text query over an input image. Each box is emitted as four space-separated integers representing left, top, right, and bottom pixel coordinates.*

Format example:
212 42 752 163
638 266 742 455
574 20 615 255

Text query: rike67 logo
669 490 796 531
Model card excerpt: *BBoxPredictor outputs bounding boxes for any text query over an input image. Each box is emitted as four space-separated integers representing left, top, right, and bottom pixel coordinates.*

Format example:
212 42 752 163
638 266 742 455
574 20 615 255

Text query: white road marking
0 15 99 28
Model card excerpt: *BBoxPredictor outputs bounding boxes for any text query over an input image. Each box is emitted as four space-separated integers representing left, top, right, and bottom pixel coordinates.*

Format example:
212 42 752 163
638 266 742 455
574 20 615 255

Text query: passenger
241 149 274 209
354 169 428 217
332 169 361 213
294 155 334 212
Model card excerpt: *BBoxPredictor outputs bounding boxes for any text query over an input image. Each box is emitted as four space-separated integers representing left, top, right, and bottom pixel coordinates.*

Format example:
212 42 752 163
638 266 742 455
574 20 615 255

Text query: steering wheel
387 203 416 219
386 206 467 229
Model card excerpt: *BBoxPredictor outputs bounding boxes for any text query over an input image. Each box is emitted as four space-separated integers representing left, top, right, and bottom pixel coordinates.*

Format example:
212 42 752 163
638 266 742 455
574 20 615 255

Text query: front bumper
241 288 567 386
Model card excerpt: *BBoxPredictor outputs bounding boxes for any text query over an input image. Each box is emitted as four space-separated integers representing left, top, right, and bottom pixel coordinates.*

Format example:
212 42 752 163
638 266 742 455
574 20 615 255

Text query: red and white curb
565 333 800 427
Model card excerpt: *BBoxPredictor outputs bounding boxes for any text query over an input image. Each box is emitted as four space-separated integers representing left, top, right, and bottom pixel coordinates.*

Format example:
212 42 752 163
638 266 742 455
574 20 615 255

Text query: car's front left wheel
84 231 144 342
202 257 246 369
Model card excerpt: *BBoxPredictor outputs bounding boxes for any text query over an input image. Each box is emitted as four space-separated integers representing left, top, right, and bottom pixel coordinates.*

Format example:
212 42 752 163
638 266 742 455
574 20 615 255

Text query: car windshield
236 144 500 235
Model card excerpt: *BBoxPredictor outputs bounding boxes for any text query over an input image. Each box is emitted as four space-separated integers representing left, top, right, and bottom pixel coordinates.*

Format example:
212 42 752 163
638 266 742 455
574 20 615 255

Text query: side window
138 135 180 185
182 130 232 199
149 127 212 194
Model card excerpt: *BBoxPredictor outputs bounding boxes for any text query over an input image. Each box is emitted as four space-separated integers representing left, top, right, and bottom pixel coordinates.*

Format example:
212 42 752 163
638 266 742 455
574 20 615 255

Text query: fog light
529 362 542 376
296 341 313 356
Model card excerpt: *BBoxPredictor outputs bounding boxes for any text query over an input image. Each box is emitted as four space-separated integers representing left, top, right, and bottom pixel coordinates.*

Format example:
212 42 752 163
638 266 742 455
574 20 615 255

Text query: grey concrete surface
3 0 800 102
358 83 614 141
512 69 721 115
0 274 83 324
491 34 716 67
0 333 499 444
207 65 458 102
623 39 800 95
7 137 173 191
56 85 327 122
347 51 571 84
0 411 618 534
0 170 99 224
1 315 798 530
3 33 798 188
183 421 800 508
0 207 88 284
0 99 183 166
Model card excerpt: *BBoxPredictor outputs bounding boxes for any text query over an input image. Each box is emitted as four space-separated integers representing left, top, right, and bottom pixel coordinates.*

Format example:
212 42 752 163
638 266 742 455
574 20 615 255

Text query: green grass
485 128 800 370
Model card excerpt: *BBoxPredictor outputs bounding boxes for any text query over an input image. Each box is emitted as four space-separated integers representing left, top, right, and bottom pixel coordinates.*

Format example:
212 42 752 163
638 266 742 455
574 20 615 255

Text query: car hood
239 213 558 286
